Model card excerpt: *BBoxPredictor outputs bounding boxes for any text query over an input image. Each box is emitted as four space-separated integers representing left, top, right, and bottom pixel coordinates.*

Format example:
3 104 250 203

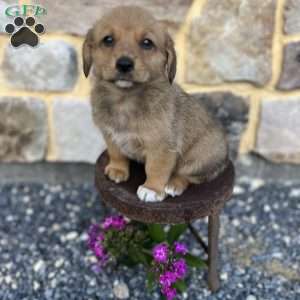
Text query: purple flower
97 232 105 242
162 286 177 300
94 243 106 258
159 271 177 288
111 216 127 230
172 258 187 280
102 216 127 230
153 243 169 263
174 242 188 255
102 217 114 230
87 224 101 249
88 224 99 237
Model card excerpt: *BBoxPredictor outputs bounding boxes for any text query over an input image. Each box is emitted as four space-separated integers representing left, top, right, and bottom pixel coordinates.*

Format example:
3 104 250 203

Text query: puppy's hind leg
165 174 189 197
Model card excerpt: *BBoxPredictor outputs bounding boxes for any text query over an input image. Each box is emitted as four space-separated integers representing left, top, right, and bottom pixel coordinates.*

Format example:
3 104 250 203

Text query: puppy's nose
116 56 134 73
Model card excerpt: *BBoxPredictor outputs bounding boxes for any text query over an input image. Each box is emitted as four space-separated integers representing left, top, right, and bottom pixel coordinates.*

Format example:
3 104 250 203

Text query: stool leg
207 213 220 292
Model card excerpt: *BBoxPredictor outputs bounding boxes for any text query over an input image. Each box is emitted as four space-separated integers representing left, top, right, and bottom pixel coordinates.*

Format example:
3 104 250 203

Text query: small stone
250 216 257 224
191 248 202 256
55 258 64 268
290 189 300 197
48 272 55 279
89 278 97 287
38 227 46 233
113 281 130 299
272 252 283 259
4 275 12 284
80 232 88 242
22 196 30 203
26 208 33 215
220 272 228 281
65 231 78 241
11 282 17 289
33 259 45 273
283 236 291 245
86 255 98 264
263 205 271 213
2 41 78 92
4 262 12 270
233 186 245 195
232 219 240 227
51 223 61 231
33 281 40 291
246 295 257 300
250 179 265 191
50 278 57 288
6 215 13 222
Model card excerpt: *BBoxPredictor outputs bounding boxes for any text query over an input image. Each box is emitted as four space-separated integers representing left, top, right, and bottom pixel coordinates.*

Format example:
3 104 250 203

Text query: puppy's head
82 6 176 89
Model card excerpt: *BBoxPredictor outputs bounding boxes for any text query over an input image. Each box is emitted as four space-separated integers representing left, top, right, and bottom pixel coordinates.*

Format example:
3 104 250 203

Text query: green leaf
185 254 206 268
119 256 138 267
173 280 187 293
167 224 188 244
141 249 153 265
147 224 166 243
146 272 155 291
128 245 149 266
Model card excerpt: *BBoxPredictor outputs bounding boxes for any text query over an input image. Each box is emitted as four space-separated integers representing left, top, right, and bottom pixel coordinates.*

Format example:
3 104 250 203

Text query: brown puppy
83 6 228 202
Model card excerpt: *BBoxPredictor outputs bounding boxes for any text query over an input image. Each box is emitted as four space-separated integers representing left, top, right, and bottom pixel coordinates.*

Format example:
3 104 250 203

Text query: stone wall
0 0 299 164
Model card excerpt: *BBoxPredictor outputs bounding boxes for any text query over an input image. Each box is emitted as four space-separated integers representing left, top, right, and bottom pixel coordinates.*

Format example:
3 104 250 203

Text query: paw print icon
5 16 45 47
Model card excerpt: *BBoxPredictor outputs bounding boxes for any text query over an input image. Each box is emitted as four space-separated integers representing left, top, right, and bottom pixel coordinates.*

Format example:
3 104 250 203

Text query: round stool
95 151 235 292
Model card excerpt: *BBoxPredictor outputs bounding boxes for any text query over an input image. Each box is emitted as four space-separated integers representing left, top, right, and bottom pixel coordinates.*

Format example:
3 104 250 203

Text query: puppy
83 6 228 202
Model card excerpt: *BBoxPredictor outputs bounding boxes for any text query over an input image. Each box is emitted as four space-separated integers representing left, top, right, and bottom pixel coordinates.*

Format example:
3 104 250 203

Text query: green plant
88 215 205 300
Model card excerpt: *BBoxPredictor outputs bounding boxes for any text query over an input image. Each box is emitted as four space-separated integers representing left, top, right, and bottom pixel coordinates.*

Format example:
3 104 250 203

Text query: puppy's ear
165 33 177 84
82 29 94 77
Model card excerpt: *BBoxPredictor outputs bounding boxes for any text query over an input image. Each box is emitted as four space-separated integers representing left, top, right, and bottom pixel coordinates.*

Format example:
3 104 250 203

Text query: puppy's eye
140 38 155 50
102 35 114 47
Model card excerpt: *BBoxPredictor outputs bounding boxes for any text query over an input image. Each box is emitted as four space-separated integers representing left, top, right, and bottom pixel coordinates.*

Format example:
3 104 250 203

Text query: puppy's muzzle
116 56 134 73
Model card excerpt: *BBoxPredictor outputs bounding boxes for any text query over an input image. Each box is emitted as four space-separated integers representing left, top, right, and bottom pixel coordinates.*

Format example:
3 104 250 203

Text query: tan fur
83 6 228 201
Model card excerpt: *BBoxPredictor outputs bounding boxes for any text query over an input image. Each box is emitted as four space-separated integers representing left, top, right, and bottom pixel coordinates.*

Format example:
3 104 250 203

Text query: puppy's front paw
165 176 189 197
137 185 166 202
104 164 129 183
165 185 184 197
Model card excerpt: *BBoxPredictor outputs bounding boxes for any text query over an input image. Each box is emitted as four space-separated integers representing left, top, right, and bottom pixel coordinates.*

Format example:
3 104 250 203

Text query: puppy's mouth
114 79 134 89
107 74 149 89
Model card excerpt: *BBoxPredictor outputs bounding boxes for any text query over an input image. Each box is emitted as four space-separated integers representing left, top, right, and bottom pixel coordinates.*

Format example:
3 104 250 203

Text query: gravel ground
0 178 299 300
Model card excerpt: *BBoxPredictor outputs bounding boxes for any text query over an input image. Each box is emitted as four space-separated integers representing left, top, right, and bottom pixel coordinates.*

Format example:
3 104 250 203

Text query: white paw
137 186 166 202
165 185 184 197
113 178 121 184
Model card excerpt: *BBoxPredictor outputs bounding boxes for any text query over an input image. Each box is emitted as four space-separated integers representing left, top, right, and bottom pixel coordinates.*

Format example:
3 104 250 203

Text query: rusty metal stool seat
95 151 235 292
